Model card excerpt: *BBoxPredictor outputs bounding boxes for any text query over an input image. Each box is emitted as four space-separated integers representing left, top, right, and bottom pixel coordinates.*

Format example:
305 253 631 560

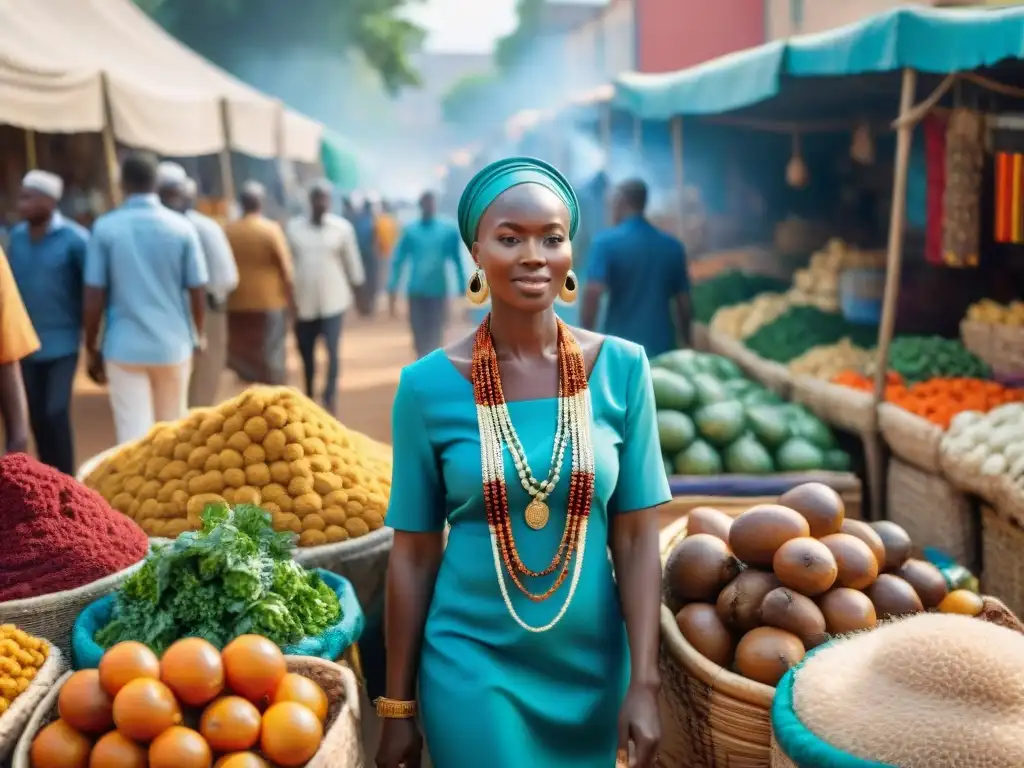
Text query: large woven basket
790 377 876 435
707 330 791 398
981 504 1024 619
659 516 775 768
994 475 1024 527
770 732 798 768
938 449 1001 505
11 656 364 768
961 319 1024 377
886 458 977 570
877 403 943 474
0 646 66 764
0 564 144 660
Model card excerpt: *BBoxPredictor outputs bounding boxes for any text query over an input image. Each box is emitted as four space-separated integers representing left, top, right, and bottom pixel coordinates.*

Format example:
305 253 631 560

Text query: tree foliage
134 0 425 94
441 72 500 125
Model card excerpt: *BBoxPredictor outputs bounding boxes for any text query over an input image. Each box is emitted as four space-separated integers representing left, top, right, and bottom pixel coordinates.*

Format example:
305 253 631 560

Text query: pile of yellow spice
84 387 392 546
0 624 49 714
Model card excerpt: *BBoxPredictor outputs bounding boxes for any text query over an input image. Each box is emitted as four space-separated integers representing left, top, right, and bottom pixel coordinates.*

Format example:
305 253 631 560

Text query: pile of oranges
30 635 329 768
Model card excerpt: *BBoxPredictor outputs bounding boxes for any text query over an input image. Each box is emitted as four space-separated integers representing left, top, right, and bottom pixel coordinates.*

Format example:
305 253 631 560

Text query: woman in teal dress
375 158 670 768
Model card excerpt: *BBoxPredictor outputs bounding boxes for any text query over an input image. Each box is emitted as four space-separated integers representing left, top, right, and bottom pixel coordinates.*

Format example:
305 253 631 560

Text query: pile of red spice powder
0 453 148 602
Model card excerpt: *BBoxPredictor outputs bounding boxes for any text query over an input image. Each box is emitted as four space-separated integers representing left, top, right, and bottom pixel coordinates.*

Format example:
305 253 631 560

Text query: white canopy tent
0 0 322 163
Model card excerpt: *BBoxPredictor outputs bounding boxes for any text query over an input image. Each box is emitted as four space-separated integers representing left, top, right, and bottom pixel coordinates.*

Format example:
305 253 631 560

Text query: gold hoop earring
559 270 578 304
467 269 489 305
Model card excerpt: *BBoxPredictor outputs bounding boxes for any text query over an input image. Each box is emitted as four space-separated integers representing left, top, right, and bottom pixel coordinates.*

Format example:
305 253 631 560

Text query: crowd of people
0 149 694 485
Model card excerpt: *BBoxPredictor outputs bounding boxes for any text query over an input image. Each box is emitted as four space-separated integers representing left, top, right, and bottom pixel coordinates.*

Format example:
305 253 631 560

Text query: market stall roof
320 130 365 191
614 4 1024 121
0 0 322 162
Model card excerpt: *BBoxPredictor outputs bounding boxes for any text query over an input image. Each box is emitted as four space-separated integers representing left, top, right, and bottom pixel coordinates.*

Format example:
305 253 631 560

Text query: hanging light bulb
786 131 809 188
851 121 875 165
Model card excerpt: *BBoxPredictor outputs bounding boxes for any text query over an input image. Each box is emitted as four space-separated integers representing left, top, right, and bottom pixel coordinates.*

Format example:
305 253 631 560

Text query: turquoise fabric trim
772 643 892 768
613 5 1024 121
456 157 580 249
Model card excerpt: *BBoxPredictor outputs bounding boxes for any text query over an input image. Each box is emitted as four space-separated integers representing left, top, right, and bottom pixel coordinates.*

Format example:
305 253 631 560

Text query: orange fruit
938 589 984 616
58 669 114 734
221 635 286 705
272 673 329 722
260 701 323 767
199 696 261 753
99 641 161 697
160 637 225 707
149 726 213 768
89 731 148 768
214 752 270 768
29 719 91 768
113 678 182 742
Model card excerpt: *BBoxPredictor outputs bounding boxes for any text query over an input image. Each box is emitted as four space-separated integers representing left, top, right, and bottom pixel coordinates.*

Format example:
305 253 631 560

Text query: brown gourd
675 604 735 668
734 627 805 687
870 521 912 572
760 587 828 648
772 537 838 597
716 570 780 633
840 519 886 567
818 533 879 590
817 588 878 634
664 534 741 604
777 482 845 538
897 559 949 609
687 507 734 542
729 505 810 568
865 574 924 619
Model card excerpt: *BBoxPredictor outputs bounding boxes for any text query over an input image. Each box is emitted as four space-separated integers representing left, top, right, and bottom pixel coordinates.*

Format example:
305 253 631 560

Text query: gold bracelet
374 696 417 719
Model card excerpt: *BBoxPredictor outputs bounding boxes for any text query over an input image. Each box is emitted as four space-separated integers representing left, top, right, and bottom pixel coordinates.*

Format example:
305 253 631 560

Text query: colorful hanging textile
924 114 948 265
942 109 984 268
994 151 1024 244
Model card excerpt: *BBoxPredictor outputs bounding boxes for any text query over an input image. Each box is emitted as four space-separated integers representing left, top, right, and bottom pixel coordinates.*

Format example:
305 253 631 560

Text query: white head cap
241 180 266 199
156 161 188 190
21 170 64 201
181 177 199 199
310 178 333 196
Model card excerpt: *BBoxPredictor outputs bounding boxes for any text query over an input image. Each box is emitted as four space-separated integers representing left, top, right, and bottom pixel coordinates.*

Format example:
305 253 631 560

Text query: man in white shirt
285 180 365 414
156 163 240 406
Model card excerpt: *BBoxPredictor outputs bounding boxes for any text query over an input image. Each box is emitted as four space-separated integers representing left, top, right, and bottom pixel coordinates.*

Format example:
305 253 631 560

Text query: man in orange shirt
223 181 294 385
0 247 39 454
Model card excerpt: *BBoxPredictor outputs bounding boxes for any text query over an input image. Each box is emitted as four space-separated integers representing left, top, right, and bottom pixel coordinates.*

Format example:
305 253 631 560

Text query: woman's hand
618 682 661 767
376 718 423 768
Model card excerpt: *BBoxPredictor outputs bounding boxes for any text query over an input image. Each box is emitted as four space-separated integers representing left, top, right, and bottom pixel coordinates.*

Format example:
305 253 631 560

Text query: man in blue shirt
7 170 89 475
581 179 691 358
83 153 208 445
387 191 467 359
353 197 379 317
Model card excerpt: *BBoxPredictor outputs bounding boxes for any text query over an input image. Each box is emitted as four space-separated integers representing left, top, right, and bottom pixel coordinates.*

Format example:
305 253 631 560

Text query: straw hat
775 612 1024 767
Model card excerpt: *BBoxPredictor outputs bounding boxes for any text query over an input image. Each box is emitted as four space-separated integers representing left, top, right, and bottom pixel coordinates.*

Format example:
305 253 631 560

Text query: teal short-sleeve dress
386 335 671 768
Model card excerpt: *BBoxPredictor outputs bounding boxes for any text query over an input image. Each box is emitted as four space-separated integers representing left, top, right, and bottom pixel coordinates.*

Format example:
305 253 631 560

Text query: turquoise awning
320 129 363 191
614 5 1024 120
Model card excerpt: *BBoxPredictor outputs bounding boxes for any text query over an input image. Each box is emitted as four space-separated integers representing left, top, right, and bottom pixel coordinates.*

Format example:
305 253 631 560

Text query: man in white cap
156 163 239 406
6 170 90 474
285 179 364 414
223 180 293 385
83 152 207 445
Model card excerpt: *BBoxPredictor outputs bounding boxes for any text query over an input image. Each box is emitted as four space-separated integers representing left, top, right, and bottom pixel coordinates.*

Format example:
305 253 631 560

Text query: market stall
0 0 324 219
614 5 1024 533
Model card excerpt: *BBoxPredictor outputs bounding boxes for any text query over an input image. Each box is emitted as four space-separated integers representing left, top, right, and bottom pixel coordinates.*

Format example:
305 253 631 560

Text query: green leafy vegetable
96 503 341 654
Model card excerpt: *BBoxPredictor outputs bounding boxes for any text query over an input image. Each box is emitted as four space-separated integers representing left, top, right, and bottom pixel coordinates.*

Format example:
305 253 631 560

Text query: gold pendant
524 499 550 530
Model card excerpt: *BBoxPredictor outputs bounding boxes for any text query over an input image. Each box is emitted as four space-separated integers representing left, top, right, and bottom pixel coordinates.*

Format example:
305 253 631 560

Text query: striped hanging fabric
991 117 1024 245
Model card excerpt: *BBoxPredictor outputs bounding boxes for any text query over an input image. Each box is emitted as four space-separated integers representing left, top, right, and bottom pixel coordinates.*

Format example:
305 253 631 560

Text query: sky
404 0 519 54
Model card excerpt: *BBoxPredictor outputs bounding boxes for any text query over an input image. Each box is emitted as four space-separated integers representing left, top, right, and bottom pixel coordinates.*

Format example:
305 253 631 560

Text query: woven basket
692 322 710 352
659 517 775 768
981 504 1024 619
11 656 364 768
790 377 876 435
877 403 943 474
960 319 1024 376
0 564 144 660
0 646 65 764
742 356 793 399
994 475 1024 526
886 458 977 569
938 450 1001 504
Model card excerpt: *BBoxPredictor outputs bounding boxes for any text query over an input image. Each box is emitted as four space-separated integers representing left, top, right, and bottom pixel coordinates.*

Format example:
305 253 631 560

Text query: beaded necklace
472 316 595 633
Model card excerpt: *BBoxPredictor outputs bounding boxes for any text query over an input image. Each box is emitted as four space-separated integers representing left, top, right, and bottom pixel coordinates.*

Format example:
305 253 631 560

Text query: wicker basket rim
659 516 776 708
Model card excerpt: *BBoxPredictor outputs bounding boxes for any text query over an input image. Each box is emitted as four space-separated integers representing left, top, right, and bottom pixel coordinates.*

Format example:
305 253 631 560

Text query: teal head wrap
457 157 580 250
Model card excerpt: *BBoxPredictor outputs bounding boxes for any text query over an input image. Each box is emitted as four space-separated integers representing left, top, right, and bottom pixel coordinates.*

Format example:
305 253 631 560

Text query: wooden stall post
671 116 684 240
24 130 37 171
869 67 919 520
99 74 122 208
218 97 236 206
